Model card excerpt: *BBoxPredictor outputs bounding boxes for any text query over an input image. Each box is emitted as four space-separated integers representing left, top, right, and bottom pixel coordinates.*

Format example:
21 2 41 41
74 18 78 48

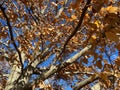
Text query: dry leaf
83 59 88 64
105 31 119 42
95 60 102 69
71 15 77 20
106 5 118 13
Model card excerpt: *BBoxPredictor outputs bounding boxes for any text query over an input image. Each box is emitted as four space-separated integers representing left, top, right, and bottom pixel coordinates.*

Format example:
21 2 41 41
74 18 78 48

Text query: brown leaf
106 5 118 13
95 60 102 69
87 23 97 30
116 43 120 50
83 59 88 64
99 73 110 87
92 0 104 13
105 31 119 42
104 0 109 4
115 58 120 66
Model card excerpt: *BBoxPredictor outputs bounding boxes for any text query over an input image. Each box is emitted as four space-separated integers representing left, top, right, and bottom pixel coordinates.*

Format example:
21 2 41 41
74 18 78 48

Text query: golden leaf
71 15 77 20
91 35 97 40
95 20 101 28
48 27 54 31
89 35 97 43
106 5 118 13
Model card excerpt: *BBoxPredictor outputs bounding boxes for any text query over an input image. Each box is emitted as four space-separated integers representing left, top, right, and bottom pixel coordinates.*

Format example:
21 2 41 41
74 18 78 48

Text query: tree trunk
5 61 21 90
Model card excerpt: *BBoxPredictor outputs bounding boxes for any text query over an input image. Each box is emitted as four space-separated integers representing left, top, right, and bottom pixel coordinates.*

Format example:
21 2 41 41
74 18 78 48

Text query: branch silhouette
58 0 91 59
0 6 24 74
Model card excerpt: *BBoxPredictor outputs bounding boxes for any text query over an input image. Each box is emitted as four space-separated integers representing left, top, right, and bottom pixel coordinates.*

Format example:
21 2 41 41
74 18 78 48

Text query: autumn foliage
0 0 120 90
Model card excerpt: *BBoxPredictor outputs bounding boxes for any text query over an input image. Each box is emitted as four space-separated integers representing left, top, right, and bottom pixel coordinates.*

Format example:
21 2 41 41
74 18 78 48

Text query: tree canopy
0 0 120 90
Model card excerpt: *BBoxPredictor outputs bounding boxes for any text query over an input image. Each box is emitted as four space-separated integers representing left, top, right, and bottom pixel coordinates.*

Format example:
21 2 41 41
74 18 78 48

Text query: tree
0 0 120 90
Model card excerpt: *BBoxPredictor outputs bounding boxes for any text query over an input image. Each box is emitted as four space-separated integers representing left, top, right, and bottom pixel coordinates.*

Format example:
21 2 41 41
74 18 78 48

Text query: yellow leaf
106 5 118 13
71 15 77 20
91 35 97 40
95 20 101 28
89 35 97 43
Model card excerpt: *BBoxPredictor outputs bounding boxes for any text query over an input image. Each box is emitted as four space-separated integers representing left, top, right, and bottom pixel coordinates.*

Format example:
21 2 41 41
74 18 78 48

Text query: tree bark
5 61 21 90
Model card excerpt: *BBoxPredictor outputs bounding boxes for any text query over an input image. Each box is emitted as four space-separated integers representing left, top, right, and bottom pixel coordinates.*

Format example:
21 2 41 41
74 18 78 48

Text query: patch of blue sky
55 79 72 90
29 74 39 83
23 59 29 69
37 54 56 68
110 50 119 60
0 14 21 49
46 40 50 45
0 18 6 26
86 56 94 66
103 49 118 64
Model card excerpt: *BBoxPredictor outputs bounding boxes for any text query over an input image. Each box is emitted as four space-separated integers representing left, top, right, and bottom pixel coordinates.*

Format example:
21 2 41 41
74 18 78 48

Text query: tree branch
73 72 114 90
0 6 23 73
73 74 99 90
57 0 91 58
29 45 92 87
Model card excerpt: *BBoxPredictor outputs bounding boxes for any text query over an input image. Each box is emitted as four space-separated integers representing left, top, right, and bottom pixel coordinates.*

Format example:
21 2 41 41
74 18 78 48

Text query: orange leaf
106 5 118 13
116 43 120 50
95 60 102 69
71 15 77 20
115 59 120 66
99 72 111 87
91 35 97 40
105 31 119 42
83 59 88 64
